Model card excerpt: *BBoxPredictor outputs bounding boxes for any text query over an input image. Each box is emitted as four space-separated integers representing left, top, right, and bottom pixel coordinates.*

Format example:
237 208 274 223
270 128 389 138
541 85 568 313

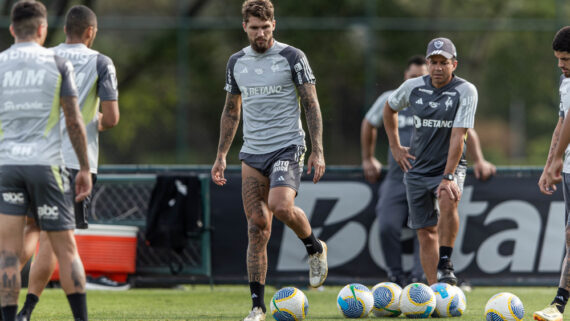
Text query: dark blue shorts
0 165 74 231
404 165 467 229
239 145 306 191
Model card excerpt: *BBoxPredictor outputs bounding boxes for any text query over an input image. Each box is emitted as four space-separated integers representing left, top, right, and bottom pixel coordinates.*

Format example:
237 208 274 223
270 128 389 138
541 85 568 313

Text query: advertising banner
210 170 564 285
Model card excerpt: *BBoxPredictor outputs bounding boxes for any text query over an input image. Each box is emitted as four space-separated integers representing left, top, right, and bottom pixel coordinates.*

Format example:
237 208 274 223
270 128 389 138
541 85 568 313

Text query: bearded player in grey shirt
211 1 327 320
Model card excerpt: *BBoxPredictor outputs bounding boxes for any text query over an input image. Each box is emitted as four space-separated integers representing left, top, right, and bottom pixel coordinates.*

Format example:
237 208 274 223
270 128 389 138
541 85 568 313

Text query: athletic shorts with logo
69 168 97 229
239 145 306 191
0 165 74 231
404 164 467 229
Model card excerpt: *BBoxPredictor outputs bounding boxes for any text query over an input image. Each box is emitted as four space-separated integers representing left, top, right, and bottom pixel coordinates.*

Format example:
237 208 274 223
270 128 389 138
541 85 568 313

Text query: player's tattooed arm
298 83 325 182
61 96 89 170
216 93 242 159
298 83 323 155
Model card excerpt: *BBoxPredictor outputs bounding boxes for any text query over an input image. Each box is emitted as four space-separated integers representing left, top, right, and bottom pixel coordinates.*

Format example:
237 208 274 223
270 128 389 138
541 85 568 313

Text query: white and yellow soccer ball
270 287 309 321
430 282 465 317
484 292 524 321
336 283 374 318
371 282 402 317
399 283 436 318
453 285 467 317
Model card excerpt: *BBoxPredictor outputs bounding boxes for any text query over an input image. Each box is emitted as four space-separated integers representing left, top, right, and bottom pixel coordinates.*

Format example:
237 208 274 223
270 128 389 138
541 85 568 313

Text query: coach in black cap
383 37 478 286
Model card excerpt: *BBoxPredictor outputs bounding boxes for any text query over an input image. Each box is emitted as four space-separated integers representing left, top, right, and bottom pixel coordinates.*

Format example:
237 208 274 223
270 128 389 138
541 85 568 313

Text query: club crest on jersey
254 68 263 75
429 101 439 108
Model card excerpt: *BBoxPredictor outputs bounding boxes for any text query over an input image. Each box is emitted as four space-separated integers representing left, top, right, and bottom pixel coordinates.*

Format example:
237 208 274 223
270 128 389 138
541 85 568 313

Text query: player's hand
211 157 227 186
74 169 92 202
390 145 415 172
362 157 382 183
307 151 325 184
437 179 461 201
473 159 496 181
538 171 557 195
545 158 563 188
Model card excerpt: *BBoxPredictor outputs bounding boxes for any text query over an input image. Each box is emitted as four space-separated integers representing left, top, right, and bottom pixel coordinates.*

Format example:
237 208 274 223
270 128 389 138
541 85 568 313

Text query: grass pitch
24 285 559 320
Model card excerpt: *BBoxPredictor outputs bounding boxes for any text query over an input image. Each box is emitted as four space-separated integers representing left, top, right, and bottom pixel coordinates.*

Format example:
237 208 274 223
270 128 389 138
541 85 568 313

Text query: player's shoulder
276 41 306 58
227 48 246 67
452 76 477 95
96 52 115 66
402 75 428 89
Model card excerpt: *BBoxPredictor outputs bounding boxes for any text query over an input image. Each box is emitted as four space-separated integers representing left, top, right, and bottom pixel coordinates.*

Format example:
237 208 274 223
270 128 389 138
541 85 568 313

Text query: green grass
21 285 561 320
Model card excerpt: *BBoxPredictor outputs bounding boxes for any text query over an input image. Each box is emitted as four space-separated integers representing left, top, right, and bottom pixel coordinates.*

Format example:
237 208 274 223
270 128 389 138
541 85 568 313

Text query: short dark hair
65 5 97 38
242 0 274 23
407 55 426 68
553 26 570 53
11 0 47 39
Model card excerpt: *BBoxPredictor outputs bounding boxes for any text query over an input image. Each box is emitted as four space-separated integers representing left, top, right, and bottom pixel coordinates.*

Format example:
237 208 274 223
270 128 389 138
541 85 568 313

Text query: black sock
249 282 266 313
301 233 322 255
552 288 569 313
439 246 453 262
1 305 17 321
66 293 88 321
19 293 39 317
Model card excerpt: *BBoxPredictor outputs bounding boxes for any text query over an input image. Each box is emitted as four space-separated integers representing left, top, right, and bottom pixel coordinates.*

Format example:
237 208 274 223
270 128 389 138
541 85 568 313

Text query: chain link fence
89 173 211 284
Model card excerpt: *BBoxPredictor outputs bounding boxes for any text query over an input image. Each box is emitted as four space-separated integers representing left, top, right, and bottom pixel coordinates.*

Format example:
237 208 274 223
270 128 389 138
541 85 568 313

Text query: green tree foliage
3 0 566 166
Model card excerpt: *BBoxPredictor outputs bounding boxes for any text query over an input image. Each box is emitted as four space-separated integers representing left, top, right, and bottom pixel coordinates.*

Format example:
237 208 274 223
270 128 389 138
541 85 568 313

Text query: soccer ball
484 292 524 321
270 287 309 321
336 283 374 318
399 283 436 318
430 282 463 317
371 282 402 317
454 286 467 317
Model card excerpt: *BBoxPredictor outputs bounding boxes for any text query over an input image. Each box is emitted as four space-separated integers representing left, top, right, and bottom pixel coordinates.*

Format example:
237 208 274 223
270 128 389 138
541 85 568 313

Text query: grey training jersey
52 43 118 174
559 75 570 173
388 75 477 176
0 42 78 166
224 40 315 154
365 89 414 180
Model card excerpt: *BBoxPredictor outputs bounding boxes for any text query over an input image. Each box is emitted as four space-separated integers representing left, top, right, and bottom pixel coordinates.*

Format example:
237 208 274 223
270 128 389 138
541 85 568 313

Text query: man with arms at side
0 1 92 320
383 38 478 286
17 5 119 321
363 55 494 286
535 26 570 321
211 1 327 320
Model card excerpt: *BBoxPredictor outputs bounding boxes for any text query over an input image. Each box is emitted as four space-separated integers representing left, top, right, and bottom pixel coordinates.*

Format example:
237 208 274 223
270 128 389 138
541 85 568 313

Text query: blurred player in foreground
0 1 92 320
535 25 570 321
211 1 327 320
383 37 478 286
16 5 119 321
362 55 494 287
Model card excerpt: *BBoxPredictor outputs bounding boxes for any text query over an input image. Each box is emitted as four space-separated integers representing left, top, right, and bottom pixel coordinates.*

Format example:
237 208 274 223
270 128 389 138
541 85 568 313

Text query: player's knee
247 221 271 242
269 203 294 223
416 227 437 243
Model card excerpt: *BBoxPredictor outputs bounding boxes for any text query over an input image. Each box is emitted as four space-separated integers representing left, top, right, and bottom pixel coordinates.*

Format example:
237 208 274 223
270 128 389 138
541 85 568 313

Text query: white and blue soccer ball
371 282 402 317
270 287 308 321
399 283 436 318
430 282 464 317
454 285 467 317
336 283 374 318
484 292 524 321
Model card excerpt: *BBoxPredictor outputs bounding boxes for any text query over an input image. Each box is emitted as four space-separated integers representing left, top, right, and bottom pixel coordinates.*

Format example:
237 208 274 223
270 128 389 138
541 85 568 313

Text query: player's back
0 42 69 166
52 43 117 173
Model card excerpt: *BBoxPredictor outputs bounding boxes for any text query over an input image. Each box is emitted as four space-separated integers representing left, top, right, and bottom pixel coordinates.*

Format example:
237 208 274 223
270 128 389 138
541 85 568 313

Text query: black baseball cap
426 37 457 59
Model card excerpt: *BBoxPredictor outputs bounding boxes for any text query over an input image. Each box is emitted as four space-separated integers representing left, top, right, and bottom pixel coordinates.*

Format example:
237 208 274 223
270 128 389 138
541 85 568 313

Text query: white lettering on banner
538 202 565 272
275 182 371 271
476 201 541 273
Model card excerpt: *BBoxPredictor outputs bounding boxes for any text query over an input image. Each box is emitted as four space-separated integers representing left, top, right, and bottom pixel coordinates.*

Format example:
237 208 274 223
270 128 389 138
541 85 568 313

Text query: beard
250 36 273 53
